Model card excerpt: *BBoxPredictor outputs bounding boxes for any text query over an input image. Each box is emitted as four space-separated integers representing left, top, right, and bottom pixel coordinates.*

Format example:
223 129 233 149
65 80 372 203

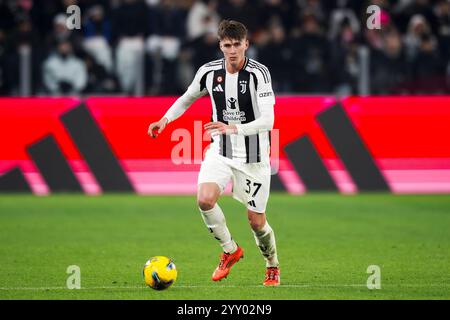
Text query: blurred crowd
0 0 449 96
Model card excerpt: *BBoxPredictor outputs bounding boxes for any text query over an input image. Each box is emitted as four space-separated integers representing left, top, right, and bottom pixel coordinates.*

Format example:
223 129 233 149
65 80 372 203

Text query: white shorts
198 151 271 213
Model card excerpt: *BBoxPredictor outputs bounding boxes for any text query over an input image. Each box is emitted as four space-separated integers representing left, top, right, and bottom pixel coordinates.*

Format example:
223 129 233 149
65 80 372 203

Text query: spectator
434 0 450 60
328 2 360 41
258 22 293 92
112 0 148 94
81 52 118 94
146 0 187 94
404 14 433 62
0 0 449 96
218 0 260 33
290 12 331 92
258 0 297 32
46 12 83 54
42 40 87 95
330 18 360 95
179 27 221 90
186 0 220 41
296 0 328 26
3 15 44 95
84 5 111 42
411 33 446 93
399 0 438 33
371 29 410 94
434 0 450 92
186 28 222 71
83 5 113 72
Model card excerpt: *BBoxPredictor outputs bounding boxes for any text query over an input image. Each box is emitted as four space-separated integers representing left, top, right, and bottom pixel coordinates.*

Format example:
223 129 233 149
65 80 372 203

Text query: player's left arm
233 102 274 136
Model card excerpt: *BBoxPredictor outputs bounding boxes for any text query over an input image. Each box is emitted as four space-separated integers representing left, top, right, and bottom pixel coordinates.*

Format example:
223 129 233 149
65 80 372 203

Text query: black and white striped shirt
164 57 275 164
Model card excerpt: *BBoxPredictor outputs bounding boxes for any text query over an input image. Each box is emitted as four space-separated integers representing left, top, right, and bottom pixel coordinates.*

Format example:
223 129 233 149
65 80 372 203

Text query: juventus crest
239 80 248 94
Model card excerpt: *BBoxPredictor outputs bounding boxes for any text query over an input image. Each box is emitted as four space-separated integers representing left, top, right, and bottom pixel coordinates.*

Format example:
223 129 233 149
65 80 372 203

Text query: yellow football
143 256 177 290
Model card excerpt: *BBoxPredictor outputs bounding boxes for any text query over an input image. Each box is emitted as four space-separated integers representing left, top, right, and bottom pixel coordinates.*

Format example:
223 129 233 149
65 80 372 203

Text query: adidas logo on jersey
213 84 224 92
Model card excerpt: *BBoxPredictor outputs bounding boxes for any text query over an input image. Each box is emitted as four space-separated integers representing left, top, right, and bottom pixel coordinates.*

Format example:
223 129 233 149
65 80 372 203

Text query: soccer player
148 20 280 286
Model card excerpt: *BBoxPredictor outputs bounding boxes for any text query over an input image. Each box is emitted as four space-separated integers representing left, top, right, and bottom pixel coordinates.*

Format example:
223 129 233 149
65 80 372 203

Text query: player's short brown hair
218 20 248 41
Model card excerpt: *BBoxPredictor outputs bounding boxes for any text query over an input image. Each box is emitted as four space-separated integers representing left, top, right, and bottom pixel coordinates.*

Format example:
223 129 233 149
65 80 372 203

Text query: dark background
0 0 449 96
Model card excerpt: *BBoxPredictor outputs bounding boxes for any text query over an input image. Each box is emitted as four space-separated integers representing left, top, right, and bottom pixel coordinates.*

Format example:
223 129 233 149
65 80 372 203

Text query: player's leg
197 182 238 254
247 209 279 269
232 162 280 285
197 154 243 281
197 182 221 211
247 209 280 286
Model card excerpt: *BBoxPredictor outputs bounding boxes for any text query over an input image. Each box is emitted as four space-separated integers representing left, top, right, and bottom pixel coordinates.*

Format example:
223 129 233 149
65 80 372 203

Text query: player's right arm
148 66 209 139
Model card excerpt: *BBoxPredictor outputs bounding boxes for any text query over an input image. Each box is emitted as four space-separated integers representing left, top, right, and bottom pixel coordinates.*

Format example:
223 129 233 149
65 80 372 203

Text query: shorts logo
217 76 223 83
239 80 247 94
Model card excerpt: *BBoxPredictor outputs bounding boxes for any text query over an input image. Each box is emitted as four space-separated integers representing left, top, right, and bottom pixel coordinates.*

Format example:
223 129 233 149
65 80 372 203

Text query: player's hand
148 117 168 138
204 122 237 136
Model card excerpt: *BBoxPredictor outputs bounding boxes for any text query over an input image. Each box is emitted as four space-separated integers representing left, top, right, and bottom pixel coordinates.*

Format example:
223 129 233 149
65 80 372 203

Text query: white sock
252 222 279 268
200 204 237 254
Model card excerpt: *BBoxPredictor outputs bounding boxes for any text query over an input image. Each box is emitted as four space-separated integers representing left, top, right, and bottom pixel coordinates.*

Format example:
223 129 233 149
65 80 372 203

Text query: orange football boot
263 267 280 286
212 246 244 281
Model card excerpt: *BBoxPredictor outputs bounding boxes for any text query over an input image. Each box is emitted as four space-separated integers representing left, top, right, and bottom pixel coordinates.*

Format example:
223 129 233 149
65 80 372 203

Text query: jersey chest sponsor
223 109 246 122
210 68 261 163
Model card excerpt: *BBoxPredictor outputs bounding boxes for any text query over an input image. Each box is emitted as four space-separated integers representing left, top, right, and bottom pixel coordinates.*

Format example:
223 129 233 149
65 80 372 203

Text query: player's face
220 38 249 70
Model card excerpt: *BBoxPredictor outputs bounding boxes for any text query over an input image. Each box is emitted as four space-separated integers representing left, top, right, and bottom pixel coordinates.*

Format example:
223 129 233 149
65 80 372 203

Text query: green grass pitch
0 193 449 300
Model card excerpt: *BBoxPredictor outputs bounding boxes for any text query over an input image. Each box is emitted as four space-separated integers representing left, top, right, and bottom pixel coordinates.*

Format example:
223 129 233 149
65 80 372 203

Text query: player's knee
197 196 216 211
248 217 266 231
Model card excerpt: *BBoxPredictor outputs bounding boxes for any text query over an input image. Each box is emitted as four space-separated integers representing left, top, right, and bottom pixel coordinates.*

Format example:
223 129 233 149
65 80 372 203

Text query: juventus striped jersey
164 57 275 164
